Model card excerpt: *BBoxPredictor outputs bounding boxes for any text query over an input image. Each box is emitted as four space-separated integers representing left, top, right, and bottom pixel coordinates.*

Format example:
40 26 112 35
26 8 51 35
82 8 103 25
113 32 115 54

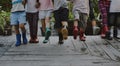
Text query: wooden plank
105 38 120 51
62 36 88 55
104 39 120 61
70 36 89 54
86 36 111 59
83 36 100 56
86 36 109 59
92 36 117 61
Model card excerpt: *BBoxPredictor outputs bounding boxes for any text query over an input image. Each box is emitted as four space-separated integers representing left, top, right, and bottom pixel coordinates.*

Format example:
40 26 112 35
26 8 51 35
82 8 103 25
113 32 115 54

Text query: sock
46 23 50 29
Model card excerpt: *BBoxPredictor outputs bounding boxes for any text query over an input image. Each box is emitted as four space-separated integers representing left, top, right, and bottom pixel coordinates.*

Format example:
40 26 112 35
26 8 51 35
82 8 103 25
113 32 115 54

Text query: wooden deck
0 36 120 66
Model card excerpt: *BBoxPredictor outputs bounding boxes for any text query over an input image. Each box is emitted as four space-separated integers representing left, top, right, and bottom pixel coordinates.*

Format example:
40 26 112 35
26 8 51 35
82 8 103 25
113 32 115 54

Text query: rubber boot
101 25 108 38
16 34 21 46
113 27 120 39
22 33 28 44
33 35 39 43
105 31 112 40
43 28 51 43
61 25 68 40
73 26 78 39
79 29 86 41
58 33 64 44
40 27 45 36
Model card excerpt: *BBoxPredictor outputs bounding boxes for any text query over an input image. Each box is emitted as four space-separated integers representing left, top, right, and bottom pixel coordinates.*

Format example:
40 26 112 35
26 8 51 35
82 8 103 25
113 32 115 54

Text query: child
23 0 40 43
10 0 27 46
53 0 69 44
108 0 120 39
38 0 54 43
98 0 112 40
70 0 89 41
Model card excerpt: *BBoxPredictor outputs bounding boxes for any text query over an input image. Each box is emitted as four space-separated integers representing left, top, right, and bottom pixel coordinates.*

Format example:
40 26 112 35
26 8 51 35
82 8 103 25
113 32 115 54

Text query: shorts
108 13 120 27
10 11 26 25
73 10 88 29
53 7 69 28
39 10 52 20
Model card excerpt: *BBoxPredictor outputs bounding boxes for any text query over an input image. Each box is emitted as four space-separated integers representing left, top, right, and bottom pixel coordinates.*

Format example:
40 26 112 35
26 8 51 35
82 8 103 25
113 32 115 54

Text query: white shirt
11 0 25 12
53 0 68 10
109 0 120 13
71 0 89 15
25 0 38 13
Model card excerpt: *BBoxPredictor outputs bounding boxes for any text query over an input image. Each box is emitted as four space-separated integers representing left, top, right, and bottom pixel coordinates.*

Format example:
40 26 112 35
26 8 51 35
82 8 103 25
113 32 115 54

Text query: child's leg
57 28 63 44
53 10 64 44
14 25 21 46
31 12 39 43
73 11 79 39
42 10 52 43
60 8 69 40
61 21 68 40
27 13 34 42
113 14 120 39
79 13 88 41
19 24 27 44
92 20 100 35
18 11 28 44
73 20 79 39
43 17 51 43
113 26 118 37
45 17 50 29
99 1 109 38
41 19 46 36
14 25 20 34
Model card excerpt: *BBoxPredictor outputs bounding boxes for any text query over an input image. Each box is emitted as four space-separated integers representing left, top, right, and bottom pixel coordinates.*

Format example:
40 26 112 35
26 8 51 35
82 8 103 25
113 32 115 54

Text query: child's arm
22 0 27 6
35 0 40 8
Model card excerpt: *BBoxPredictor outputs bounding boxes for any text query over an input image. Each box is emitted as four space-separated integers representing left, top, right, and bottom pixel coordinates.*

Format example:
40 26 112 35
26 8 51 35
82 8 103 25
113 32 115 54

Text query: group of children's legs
11 0 120 47
108 13 120 39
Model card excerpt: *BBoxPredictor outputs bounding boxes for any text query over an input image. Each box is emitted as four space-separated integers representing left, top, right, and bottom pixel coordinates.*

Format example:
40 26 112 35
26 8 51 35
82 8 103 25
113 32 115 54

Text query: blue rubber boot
22 33 28 44
16 34 21 46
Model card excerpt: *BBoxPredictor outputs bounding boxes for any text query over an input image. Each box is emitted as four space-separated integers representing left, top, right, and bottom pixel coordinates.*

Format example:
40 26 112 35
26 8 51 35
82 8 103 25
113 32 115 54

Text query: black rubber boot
105 31 112 40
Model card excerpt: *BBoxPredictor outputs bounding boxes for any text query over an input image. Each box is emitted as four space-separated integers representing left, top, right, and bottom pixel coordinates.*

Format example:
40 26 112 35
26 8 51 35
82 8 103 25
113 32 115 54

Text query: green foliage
68 1 74 20
0 6 10 31
92 0 100 18
0 0 11 12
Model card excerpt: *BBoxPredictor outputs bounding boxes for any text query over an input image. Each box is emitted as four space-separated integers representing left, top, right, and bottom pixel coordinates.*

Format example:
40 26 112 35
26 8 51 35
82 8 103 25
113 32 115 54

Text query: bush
0 0 11 12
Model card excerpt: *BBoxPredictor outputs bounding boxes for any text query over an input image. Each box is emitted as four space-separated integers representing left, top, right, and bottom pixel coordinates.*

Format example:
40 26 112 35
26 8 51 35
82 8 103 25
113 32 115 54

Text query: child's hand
22 0 27 6
35 2 40 8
